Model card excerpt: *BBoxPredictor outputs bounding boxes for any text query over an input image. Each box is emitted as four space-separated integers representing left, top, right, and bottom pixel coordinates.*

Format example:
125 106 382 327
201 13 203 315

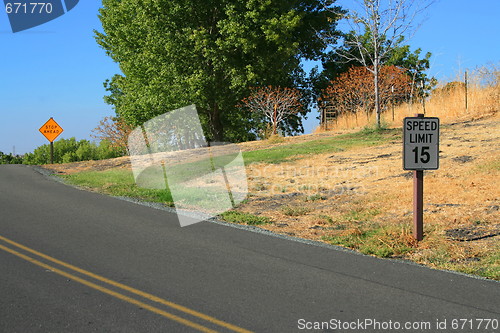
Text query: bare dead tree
327 0 434 127
473 62 500 87
242 86 303 136
92 116 133 154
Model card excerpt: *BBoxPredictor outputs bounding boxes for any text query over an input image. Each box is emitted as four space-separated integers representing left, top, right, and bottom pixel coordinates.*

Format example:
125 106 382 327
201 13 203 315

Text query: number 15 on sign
403 117 439 170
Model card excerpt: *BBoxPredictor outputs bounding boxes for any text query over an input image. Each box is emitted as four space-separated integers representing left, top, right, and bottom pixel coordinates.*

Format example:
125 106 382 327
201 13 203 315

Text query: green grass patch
243 128 398 165
318 214 334 224
422 244 500 281
281 205 312 216
323 225 415 258
220 211 271 225
61 169 174 205
306 193 327 202
324 207 413 258
338 208 381 223
451 250 500 280
476 158 500 172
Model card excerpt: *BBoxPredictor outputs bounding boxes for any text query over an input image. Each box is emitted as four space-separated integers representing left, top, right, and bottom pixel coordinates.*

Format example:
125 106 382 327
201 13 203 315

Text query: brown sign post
39 117 64 164
403 114 439 241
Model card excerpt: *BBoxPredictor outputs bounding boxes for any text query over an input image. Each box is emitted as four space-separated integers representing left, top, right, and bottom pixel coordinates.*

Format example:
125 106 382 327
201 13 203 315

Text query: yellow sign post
39 118 64 164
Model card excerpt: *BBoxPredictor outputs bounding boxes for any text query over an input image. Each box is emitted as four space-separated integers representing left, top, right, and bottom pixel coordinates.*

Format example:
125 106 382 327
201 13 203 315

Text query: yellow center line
0 243 217 333
0 235 253 333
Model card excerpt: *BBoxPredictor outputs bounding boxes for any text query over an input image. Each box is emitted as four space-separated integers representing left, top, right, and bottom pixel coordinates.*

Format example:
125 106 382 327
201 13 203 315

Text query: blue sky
1 0 499 155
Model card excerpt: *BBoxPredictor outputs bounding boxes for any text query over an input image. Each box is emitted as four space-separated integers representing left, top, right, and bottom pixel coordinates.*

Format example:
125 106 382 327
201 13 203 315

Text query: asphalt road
0 164 498 332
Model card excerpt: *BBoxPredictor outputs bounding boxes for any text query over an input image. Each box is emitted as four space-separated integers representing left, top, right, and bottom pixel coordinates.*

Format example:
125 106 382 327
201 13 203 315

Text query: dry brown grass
241 115 499 279
320 77 500 132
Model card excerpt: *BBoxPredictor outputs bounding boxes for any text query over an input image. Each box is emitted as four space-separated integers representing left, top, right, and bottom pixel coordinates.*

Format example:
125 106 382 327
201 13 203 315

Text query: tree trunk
210 103 224 142
374 60 381 128
273 104 278 135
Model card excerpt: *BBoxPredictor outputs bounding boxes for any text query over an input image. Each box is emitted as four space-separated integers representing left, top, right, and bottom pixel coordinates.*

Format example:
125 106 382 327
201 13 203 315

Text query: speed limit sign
403 116 439 170
403 115 439 241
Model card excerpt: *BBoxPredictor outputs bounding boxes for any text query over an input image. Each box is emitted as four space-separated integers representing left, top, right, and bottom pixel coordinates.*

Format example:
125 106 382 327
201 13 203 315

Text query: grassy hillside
59 128 397 204
49 113 499 280
239 116 499 280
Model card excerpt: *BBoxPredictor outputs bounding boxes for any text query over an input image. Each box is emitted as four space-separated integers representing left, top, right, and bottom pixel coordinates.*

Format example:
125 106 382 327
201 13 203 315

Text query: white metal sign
403 117 439 170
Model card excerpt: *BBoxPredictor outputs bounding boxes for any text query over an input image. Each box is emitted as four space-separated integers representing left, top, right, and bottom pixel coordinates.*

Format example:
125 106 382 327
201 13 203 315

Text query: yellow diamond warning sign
39 118 63 142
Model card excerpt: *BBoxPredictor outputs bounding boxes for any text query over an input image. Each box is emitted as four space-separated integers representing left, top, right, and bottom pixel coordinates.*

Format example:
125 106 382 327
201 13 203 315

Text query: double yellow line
0 235 252 333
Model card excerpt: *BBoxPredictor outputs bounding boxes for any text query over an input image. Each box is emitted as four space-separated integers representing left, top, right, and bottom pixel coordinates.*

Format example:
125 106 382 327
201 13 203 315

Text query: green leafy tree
95 0 343 141
96 140 123 160
52 137 79 163
75 140 97 161
62 151 78 164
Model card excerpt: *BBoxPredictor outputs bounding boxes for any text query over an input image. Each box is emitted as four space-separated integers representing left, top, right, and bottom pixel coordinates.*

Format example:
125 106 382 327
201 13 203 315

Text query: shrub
0 152 23 164
23 137 124 165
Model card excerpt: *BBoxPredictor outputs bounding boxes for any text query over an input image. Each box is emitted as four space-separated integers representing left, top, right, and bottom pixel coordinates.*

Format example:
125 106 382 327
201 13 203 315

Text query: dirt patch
452 155 475 164
44 129 360 175
45 156 131 175
445 225 500 241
